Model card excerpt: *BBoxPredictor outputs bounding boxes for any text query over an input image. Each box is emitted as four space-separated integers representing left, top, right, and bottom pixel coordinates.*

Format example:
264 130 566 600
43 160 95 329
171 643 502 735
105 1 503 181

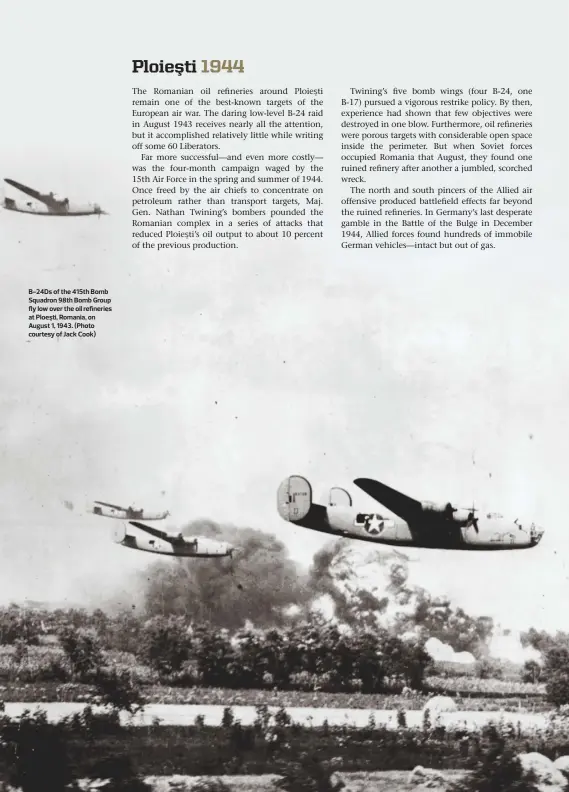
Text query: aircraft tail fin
277 474 330 530
111 523 126 544
277 475 313 523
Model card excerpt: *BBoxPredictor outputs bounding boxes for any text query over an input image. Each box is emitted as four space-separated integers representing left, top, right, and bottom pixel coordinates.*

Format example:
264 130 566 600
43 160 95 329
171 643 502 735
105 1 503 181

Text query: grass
0 643 546 712
147 777 282 792
424 675 544 697
42 725 478 775
27 720 569 776
146 771 467 792
336 770 466 792
0 681 549 711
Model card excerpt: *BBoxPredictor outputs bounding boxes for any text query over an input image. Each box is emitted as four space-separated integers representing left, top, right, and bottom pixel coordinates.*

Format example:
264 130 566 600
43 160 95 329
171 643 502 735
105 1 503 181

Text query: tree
193 626 236 687
0 710 76 792
89 667 145 713
450 730 541 792
59 626 144 713
0 605 43 646
521 628 569 655
544 645 569 676
543 646 569 707
521 659 541 683
138 615 191 676
276 752 345 792
476 658 504 681
231 629 273 688
87 754 152 792
105 609 143 654
378 631 431 690
58 626 105 679
546 672 569 708
352 631 386 693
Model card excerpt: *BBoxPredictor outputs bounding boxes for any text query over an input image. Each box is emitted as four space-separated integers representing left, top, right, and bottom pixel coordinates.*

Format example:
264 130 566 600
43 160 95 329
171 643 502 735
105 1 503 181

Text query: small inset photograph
3 177 107 217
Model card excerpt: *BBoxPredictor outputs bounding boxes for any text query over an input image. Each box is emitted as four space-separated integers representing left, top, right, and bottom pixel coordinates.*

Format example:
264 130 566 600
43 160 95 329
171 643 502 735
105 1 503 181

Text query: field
0 682 550 715
146 771 468 792
0 610 563 791
3 717 567 775
0 644 547 712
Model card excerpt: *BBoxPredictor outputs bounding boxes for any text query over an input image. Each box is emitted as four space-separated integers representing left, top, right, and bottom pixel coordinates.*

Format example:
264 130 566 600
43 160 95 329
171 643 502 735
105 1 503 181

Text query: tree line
2 605 569 705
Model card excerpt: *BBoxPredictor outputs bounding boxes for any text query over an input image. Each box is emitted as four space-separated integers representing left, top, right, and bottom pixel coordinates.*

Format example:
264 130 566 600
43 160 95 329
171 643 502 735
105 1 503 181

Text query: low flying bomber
113 521 235 558
277 475 545 551
3 179 106 216
90 500 170 520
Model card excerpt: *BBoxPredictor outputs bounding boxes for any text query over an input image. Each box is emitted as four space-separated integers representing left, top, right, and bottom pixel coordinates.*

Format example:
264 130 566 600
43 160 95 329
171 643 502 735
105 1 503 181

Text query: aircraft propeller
446 502 479 531
462 504 479 531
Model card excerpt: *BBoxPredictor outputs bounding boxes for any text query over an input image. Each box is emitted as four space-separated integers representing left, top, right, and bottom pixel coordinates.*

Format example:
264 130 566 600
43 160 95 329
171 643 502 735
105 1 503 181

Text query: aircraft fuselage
111 524 232 557
91 504 168 520
316 506 540 550
277 475 544 551
3 180 104 216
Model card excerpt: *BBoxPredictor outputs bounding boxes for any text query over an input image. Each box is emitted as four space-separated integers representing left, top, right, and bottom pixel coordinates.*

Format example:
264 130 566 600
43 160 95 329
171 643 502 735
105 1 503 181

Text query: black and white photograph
1 1 568 790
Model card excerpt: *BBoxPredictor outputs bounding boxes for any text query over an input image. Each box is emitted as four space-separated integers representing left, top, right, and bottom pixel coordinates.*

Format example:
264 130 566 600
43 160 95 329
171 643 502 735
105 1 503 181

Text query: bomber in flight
3 178 106 216
277 475 544 551
90 500 170 521
112 521 235 558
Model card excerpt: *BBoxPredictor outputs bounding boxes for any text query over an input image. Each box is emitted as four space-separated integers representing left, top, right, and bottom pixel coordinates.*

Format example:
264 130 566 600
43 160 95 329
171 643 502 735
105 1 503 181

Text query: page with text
1 1 568 787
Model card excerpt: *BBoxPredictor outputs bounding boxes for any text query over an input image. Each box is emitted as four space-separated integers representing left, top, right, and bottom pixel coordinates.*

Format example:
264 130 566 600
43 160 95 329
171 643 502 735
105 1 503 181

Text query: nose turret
530 524 544 546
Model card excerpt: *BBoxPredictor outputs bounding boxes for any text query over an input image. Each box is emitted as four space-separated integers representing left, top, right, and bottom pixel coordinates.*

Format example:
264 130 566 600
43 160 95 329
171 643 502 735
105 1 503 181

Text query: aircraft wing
354 478 423 523
129 521 188 547
94 500 126 510
4 179 46 203
129 520 169 541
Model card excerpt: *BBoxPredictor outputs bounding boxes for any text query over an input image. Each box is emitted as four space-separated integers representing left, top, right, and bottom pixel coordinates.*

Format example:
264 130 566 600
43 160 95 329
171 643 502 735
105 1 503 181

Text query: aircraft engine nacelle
165 531 184 541
450 508 476 522
277 475 313 523
421 500 456 514
141 510 169 520
421 501 474 522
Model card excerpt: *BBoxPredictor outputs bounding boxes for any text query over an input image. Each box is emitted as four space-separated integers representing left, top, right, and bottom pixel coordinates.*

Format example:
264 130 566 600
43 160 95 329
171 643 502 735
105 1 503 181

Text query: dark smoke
309 541 417 626
90 520 493 655
308 540 390 628
140 520 312 629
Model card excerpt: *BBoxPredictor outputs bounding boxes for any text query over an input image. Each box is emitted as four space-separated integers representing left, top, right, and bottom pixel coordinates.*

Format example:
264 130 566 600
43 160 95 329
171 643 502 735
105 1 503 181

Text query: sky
0 0 568 632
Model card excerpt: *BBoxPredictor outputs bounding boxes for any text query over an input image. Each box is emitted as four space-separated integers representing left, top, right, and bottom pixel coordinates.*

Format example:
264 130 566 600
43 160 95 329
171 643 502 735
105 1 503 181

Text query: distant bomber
90 499 234 558
3 179 106 217
89 500 169 521
277 475 544 551
112 522 235 558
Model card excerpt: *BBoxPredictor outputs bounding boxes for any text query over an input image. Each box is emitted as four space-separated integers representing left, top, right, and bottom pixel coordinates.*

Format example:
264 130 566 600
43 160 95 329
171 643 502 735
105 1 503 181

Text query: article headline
132 60 245 75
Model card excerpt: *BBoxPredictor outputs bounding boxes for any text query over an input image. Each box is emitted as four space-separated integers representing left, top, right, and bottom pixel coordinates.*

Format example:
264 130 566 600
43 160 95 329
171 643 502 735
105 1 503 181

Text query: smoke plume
139 520 312 629
89 520 528 662
130 522 492 657
306 539 494 658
